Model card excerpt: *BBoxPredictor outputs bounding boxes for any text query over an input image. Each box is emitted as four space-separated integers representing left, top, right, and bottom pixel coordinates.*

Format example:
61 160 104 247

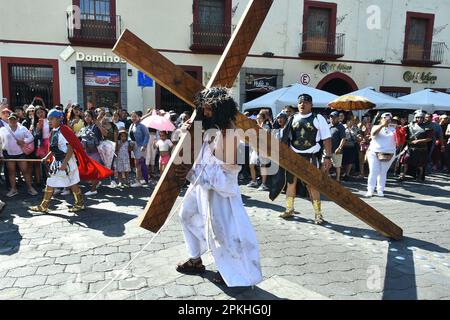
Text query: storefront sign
403 71 437 84
84 69 121 87
245 74 277 92
76 52 126 64
315 62 352 74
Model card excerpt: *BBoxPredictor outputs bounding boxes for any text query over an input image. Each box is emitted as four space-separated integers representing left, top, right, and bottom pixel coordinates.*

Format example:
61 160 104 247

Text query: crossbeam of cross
113 0 402 240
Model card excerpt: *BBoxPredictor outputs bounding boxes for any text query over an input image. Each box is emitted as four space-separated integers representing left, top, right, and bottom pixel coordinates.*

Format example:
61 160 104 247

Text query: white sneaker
61 189 71 196
365 191 373 197
110 180 118 188
0 200 5 212
246 181 259 188
258 184 269 191
377 191 384 197
131 182 142 188
85 190 98 196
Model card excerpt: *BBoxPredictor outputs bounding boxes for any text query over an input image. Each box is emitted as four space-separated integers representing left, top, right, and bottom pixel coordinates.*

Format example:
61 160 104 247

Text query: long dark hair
32 106 48 124
84 110 96 125
194 87 238 130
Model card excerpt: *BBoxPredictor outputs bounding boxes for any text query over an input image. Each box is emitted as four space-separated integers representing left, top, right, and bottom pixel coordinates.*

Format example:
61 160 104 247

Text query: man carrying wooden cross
174 87 262 287
270 94 332 225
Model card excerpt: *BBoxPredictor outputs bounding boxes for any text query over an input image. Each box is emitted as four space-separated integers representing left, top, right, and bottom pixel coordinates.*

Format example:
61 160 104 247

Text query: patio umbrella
141 110 176 132
242 83 339 116
328 95 376 111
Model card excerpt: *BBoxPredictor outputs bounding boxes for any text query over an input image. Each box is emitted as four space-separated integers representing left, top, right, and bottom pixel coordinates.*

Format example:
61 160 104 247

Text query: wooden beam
113 0 274 232
112 2 403 240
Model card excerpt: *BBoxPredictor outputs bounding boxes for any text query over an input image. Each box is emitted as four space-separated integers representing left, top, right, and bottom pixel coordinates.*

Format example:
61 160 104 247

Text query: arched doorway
317 72 358 95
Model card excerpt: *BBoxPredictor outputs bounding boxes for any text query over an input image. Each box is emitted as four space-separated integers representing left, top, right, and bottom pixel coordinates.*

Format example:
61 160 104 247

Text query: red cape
54 125 113 181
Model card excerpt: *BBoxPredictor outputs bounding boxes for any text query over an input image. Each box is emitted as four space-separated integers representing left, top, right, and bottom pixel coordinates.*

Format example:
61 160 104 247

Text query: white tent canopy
344 87 428 111
399 89 450 112
242 83 338 116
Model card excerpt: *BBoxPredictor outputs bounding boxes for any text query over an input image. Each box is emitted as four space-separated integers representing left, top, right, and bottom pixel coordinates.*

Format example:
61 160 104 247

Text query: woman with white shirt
366 113 397 197
0 113 38 197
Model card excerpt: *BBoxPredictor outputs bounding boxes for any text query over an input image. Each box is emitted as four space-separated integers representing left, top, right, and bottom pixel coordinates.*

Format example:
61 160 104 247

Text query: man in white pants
366 113 397 197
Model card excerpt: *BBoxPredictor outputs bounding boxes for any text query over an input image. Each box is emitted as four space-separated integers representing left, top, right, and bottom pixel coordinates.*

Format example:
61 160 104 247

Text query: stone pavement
0 173 449 300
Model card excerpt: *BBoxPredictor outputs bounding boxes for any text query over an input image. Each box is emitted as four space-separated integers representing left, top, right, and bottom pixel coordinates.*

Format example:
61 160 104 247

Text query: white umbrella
345 87 422 111
242 83 338 116
399 89 450 112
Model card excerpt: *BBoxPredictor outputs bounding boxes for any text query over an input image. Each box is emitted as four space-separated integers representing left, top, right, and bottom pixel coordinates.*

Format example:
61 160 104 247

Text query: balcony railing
67 13 122 47
402 41 445 66
299 33 345 60
190 23 231 53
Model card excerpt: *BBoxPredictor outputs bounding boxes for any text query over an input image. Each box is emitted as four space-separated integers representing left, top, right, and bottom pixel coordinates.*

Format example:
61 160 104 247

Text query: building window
9 65 53 107
80 0 111 22
379 86 411 98
191 0 232 53
300 1 344 59
403 12 444 66
1 57 60 108
69 0 120 47
308 7 331 39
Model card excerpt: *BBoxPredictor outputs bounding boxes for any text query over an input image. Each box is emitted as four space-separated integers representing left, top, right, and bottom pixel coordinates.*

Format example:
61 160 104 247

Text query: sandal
212 272 225 285
176 258 205 274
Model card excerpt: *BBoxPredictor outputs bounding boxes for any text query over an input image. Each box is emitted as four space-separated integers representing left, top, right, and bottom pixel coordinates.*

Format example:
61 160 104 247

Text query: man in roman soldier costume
270 94 332 225
30 109 113 213
399 110 433 181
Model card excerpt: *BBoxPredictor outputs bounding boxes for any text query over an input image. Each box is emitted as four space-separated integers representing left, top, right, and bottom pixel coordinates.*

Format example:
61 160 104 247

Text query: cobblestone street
0 173 449 300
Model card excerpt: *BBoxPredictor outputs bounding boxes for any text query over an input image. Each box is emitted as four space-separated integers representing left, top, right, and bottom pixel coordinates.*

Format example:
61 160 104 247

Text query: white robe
179 132 262 287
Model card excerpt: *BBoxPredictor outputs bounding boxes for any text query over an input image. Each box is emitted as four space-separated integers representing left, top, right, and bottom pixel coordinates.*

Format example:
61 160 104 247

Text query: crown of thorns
194 87 233 106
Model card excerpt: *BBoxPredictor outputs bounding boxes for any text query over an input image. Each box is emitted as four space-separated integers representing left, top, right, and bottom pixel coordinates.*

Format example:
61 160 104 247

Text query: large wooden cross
113 0 403 240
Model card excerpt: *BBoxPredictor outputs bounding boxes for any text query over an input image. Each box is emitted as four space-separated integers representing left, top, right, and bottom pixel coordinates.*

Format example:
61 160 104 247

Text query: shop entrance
316 72 358 96
83 68 121 110
85 87 120 110
156 66 202 115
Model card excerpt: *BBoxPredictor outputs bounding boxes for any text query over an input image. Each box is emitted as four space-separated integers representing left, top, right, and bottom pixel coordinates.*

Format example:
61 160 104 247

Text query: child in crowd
116 129 132 186
153 131 173 174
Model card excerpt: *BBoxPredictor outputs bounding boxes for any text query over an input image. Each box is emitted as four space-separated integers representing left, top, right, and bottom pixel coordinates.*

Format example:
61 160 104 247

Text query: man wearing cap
399 110 432 181
327 111 347 182
270 93 332 224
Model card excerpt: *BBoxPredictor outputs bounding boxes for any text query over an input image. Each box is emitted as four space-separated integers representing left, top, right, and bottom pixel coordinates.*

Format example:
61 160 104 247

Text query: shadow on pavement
0 214 22 256
282 214 449 300
44 207 136 237
200 270 285 300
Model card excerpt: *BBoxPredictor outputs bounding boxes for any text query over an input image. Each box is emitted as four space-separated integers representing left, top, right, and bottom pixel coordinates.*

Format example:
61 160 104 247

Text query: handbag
36 138 50 158
376 152 394 162
6 125 35 155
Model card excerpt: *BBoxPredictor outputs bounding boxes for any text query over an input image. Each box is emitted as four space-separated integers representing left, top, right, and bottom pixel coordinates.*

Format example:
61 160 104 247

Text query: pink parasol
141 110 176 132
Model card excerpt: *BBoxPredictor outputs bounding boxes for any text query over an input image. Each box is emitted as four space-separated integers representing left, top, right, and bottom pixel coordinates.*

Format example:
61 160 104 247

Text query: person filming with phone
365 112 397 198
